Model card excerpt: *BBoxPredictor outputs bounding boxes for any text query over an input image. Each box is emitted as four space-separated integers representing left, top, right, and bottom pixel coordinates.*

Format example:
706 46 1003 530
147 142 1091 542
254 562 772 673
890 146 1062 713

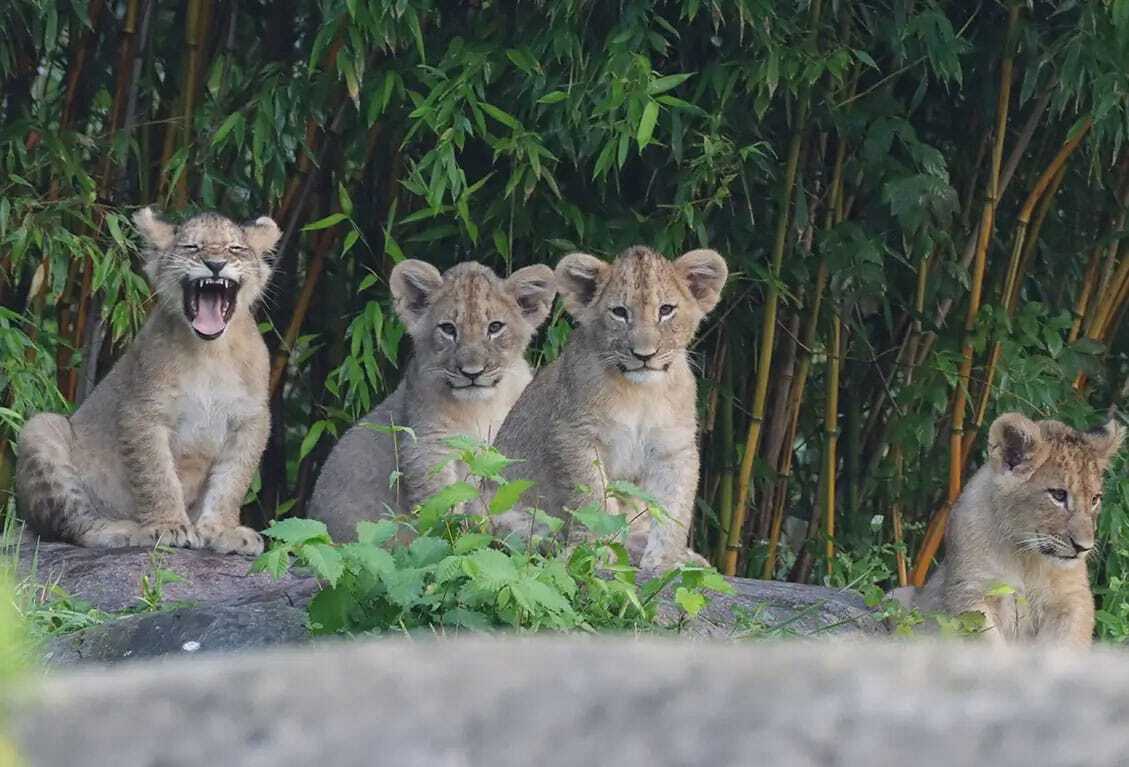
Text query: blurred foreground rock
10 638 1129 767
17 532 881 664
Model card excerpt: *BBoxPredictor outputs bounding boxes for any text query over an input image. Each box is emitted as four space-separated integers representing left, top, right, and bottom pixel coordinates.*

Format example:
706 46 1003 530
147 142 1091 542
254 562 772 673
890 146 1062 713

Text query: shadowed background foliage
5 0 1129 638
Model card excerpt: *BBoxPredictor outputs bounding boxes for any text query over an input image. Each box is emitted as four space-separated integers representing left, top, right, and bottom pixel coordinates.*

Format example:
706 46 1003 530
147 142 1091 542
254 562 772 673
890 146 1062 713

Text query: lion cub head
133 207 281 341
391 260 555 400
555 246 727 384
988 412 1125 564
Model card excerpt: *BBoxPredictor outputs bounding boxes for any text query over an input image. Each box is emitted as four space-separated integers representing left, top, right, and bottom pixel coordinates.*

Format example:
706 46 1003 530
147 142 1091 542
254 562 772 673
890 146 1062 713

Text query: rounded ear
505 264 556 329
988 412 1047 476
555 253 609 318
132 206 175 251
1086 419 1126 466
243 216 282 257
674 248 728 314
390 260 444 325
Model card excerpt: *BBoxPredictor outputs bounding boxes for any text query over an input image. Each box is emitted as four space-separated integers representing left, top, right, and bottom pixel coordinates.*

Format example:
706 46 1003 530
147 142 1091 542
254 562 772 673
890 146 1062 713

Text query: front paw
197 523 264 556
134 522 201 549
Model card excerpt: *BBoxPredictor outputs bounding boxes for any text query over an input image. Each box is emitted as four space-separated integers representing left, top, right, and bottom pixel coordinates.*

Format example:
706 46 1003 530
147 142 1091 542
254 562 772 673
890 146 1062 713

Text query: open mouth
182 277 239 340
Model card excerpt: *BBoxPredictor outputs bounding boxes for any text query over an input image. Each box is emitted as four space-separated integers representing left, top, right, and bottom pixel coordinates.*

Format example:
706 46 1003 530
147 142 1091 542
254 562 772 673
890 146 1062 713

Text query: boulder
16 532 881 664
9 638 1129 766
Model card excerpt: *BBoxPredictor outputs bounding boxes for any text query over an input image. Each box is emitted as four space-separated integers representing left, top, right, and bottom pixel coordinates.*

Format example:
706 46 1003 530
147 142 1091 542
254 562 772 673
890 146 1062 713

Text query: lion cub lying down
493 245 727 569
308 260 555 541
15 207 281 555
895 412 1124 646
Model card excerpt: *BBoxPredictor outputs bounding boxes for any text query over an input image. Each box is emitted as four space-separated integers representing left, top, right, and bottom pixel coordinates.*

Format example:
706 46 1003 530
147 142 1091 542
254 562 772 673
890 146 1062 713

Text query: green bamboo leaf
647 73 693 95
302 213 348 231
637 100 660 149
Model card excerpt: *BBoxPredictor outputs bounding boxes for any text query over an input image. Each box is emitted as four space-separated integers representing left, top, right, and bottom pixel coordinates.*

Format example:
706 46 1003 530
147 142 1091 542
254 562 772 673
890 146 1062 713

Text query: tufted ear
674 248 728 314
243 216 282 257
555 252 609 318
133 206 175 251
390 259 444 326
505 264 556 329
988 412 1048 477
1086 419 1126 466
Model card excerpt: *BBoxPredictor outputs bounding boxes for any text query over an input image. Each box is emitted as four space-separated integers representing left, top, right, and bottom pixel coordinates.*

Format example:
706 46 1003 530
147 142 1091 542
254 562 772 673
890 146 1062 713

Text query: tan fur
15 207 280 555
907 412 1125 646
307 261 555 541
493 246 727 569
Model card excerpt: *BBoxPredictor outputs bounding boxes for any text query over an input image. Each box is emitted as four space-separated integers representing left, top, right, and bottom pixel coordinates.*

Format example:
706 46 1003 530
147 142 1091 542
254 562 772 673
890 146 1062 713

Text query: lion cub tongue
193 291 226 336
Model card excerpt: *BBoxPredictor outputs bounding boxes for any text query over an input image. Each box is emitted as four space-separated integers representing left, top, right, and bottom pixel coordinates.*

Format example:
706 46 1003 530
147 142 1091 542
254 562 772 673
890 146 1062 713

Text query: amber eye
658 303 677 320
610 306 629 320
438 322 457 339
1048 488 1068 504
488 321 505 336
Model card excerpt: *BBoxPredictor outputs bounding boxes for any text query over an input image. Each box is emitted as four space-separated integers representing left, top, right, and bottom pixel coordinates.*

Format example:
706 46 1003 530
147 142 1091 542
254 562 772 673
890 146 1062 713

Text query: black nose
460 366 483 382
632 349 656 362
204 260 227 275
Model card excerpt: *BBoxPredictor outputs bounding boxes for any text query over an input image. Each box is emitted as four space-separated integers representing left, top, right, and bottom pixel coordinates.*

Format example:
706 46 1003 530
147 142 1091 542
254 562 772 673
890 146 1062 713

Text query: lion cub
308 260 555 541
493 246 728 569
15 207 281 555
900 412 1124 646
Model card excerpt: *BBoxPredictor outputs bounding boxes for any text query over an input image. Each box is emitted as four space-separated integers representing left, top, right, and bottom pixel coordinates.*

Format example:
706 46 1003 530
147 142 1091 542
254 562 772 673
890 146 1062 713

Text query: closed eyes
1047 488 1068 504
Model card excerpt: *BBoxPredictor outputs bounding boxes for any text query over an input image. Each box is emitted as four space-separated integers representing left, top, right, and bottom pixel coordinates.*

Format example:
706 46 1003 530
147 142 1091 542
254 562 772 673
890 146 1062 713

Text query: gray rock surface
15 531 881 664
10 638 1129 767
16 531 317 613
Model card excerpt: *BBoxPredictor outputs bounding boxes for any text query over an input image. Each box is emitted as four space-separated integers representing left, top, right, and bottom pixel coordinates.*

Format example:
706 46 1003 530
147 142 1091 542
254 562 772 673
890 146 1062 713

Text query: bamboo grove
5 0 1129 637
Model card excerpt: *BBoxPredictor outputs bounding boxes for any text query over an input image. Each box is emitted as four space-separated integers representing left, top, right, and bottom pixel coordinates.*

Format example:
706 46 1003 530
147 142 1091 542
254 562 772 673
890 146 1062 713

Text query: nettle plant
253 437 731 634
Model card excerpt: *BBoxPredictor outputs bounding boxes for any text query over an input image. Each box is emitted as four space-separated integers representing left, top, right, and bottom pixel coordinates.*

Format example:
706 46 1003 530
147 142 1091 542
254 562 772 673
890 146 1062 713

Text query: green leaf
479 101 521 130
249 547 291 579
340 543 394 576
381 567 427 608
356 519 398 546
212 112 244 146
463 548 520 590
453 533 494 554
307 585 356 635
637 100 660 149
647 73 693 95
408 536 451 567
674 586 706 617
489 479 534 515
571 505 628 536
302 213 348 231
537 90 568 104
263 518 331 545
300 543 345 587
299 420 328 462
416 482 480 532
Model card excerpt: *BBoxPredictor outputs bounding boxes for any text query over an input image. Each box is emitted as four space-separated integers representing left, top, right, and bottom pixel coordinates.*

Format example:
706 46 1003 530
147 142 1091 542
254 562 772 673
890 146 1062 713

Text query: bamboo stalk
761 132 848 578
912 4 1019 587
824 311 842 577
723 0 823 577
965 120 1089 456
714 339 735 567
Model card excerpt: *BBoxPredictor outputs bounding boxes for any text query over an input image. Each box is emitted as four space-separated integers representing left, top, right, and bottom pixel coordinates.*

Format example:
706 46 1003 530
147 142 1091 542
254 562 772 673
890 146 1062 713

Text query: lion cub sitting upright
16 207 281 555
493 246 728 569
308 260 555 541
904 412 1124 646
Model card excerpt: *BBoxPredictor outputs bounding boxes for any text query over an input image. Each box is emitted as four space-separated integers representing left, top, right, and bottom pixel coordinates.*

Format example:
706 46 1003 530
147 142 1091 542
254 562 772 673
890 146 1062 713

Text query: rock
16 531 318 665
10 638 1129 766
15 531 880 665
16 531 317 613
670 576 882 637
43 602 310 664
